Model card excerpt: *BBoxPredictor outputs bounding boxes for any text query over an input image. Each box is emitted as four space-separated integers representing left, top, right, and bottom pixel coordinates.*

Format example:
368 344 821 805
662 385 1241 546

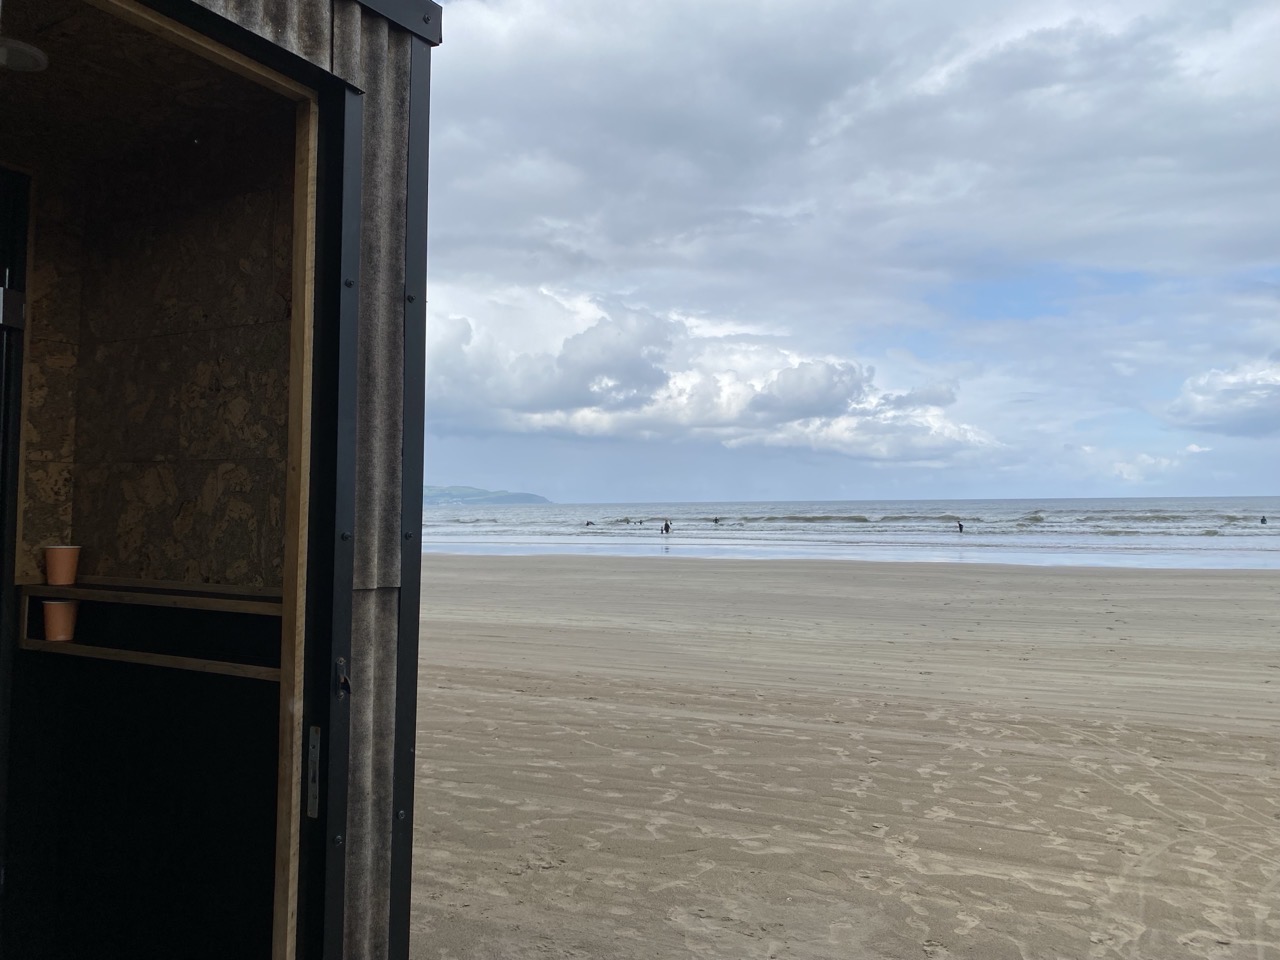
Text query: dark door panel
0 165 32 936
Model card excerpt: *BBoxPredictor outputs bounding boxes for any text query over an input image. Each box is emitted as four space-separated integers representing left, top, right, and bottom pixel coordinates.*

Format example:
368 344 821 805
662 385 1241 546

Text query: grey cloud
508 310 676 412
877 383 957 411
748 361 873 420
1165 359 1280 436
424 314 480 424
434 0 1280 315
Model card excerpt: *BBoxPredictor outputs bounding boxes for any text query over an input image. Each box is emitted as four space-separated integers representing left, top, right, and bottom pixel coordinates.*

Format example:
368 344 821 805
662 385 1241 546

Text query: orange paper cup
43 600 78 642
44 545 81 586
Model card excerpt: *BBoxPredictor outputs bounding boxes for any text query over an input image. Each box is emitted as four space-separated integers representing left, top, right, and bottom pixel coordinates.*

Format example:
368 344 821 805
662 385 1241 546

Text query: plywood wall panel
21 338 77 464
25 186 83 346
75 458 284 585
17 176 84 580
180 324 290 462
57 109 296 588
82 187 285 343
18 462 75 581
76 337 181 464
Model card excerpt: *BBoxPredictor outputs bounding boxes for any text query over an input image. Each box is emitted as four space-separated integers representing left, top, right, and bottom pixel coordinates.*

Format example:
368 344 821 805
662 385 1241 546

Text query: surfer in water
957 521 964 533
662 519 671 535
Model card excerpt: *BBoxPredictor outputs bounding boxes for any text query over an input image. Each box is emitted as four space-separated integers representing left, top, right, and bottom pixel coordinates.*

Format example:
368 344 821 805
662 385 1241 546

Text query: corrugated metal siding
190 0 332 69
333 4 413 959
337 5 410 591
346 586 402 957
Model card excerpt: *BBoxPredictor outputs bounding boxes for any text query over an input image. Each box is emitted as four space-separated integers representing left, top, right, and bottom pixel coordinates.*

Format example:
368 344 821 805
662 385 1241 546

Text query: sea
421 496 1280 569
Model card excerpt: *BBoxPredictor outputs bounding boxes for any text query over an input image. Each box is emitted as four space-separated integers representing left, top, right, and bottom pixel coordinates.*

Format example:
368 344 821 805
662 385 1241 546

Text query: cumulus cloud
507 308 676 412
732 409 995 465
1112 453 1178 483
1056 443 1187 485
1165 358 1280 436
427 295 990 461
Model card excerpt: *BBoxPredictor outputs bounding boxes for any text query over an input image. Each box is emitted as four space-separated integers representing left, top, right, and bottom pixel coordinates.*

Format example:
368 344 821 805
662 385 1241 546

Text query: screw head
344 278 355 288
398 810 407 821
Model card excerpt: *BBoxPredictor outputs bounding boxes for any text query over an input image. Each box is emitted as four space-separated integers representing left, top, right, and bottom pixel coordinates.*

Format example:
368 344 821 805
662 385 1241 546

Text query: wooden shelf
73 575 283 598
18 638 280 681
18 583 282 680
22 584 282 616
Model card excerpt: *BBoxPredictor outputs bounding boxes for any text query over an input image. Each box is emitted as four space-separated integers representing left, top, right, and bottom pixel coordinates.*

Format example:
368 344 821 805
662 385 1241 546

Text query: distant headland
423 485 551 506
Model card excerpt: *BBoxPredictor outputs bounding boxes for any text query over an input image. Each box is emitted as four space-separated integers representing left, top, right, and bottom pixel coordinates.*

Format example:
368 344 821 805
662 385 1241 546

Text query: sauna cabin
0 0 438 957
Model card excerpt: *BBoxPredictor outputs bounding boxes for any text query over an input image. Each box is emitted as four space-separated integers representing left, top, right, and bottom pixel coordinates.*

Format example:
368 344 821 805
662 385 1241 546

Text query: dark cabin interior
1 2 305 955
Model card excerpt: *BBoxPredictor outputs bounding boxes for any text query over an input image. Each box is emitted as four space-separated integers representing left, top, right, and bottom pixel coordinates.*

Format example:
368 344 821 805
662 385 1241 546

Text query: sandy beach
410 556 1280 959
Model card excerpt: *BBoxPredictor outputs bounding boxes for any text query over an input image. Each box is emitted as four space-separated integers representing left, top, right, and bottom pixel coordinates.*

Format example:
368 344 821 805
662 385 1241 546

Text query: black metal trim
301 84 365 960
356 0 443 46
387 35 432 960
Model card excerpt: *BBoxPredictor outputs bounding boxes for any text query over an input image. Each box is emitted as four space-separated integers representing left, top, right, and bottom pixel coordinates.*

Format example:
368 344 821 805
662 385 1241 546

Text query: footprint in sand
953 912 980 935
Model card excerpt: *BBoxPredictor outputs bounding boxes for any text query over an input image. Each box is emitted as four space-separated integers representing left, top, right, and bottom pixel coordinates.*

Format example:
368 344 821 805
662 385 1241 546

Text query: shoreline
413 556 1279 959
421 544 1280 572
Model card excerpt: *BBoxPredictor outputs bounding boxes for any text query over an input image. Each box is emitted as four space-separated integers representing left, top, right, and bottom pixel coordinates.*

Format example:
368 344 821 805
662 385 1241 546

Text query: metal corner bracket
355 0 443 46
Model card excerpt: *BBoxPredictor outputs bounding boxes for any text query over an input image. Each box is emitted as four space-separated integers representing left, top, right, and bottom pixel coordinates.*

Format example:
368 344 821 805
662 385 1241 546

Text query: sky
424 0 1280 504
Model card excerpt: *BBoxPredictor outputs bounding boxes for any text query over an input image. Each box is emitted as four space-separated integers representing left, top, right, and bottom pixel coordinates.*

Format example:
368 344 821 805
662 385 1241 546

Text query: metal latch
336 657 351 701
0 288 24 330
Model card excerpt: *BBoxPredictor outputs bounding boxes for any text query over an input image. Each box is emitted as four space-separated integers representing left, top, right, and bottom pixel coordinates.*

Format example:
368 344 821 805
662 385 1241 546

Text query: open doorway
0 1 316 956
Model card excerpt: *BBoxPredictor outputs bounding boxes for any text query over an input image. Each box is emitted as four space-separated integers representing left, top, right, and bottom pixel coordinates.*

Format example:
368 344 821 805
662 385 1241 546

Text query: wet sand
411 556 1280 959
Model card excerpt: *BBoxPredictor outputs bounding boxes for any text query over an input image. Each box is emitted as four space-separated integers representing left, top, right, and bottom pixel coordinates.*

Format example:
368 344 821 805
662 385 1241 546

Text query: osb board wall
17 109 296 587
18 173 83 579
